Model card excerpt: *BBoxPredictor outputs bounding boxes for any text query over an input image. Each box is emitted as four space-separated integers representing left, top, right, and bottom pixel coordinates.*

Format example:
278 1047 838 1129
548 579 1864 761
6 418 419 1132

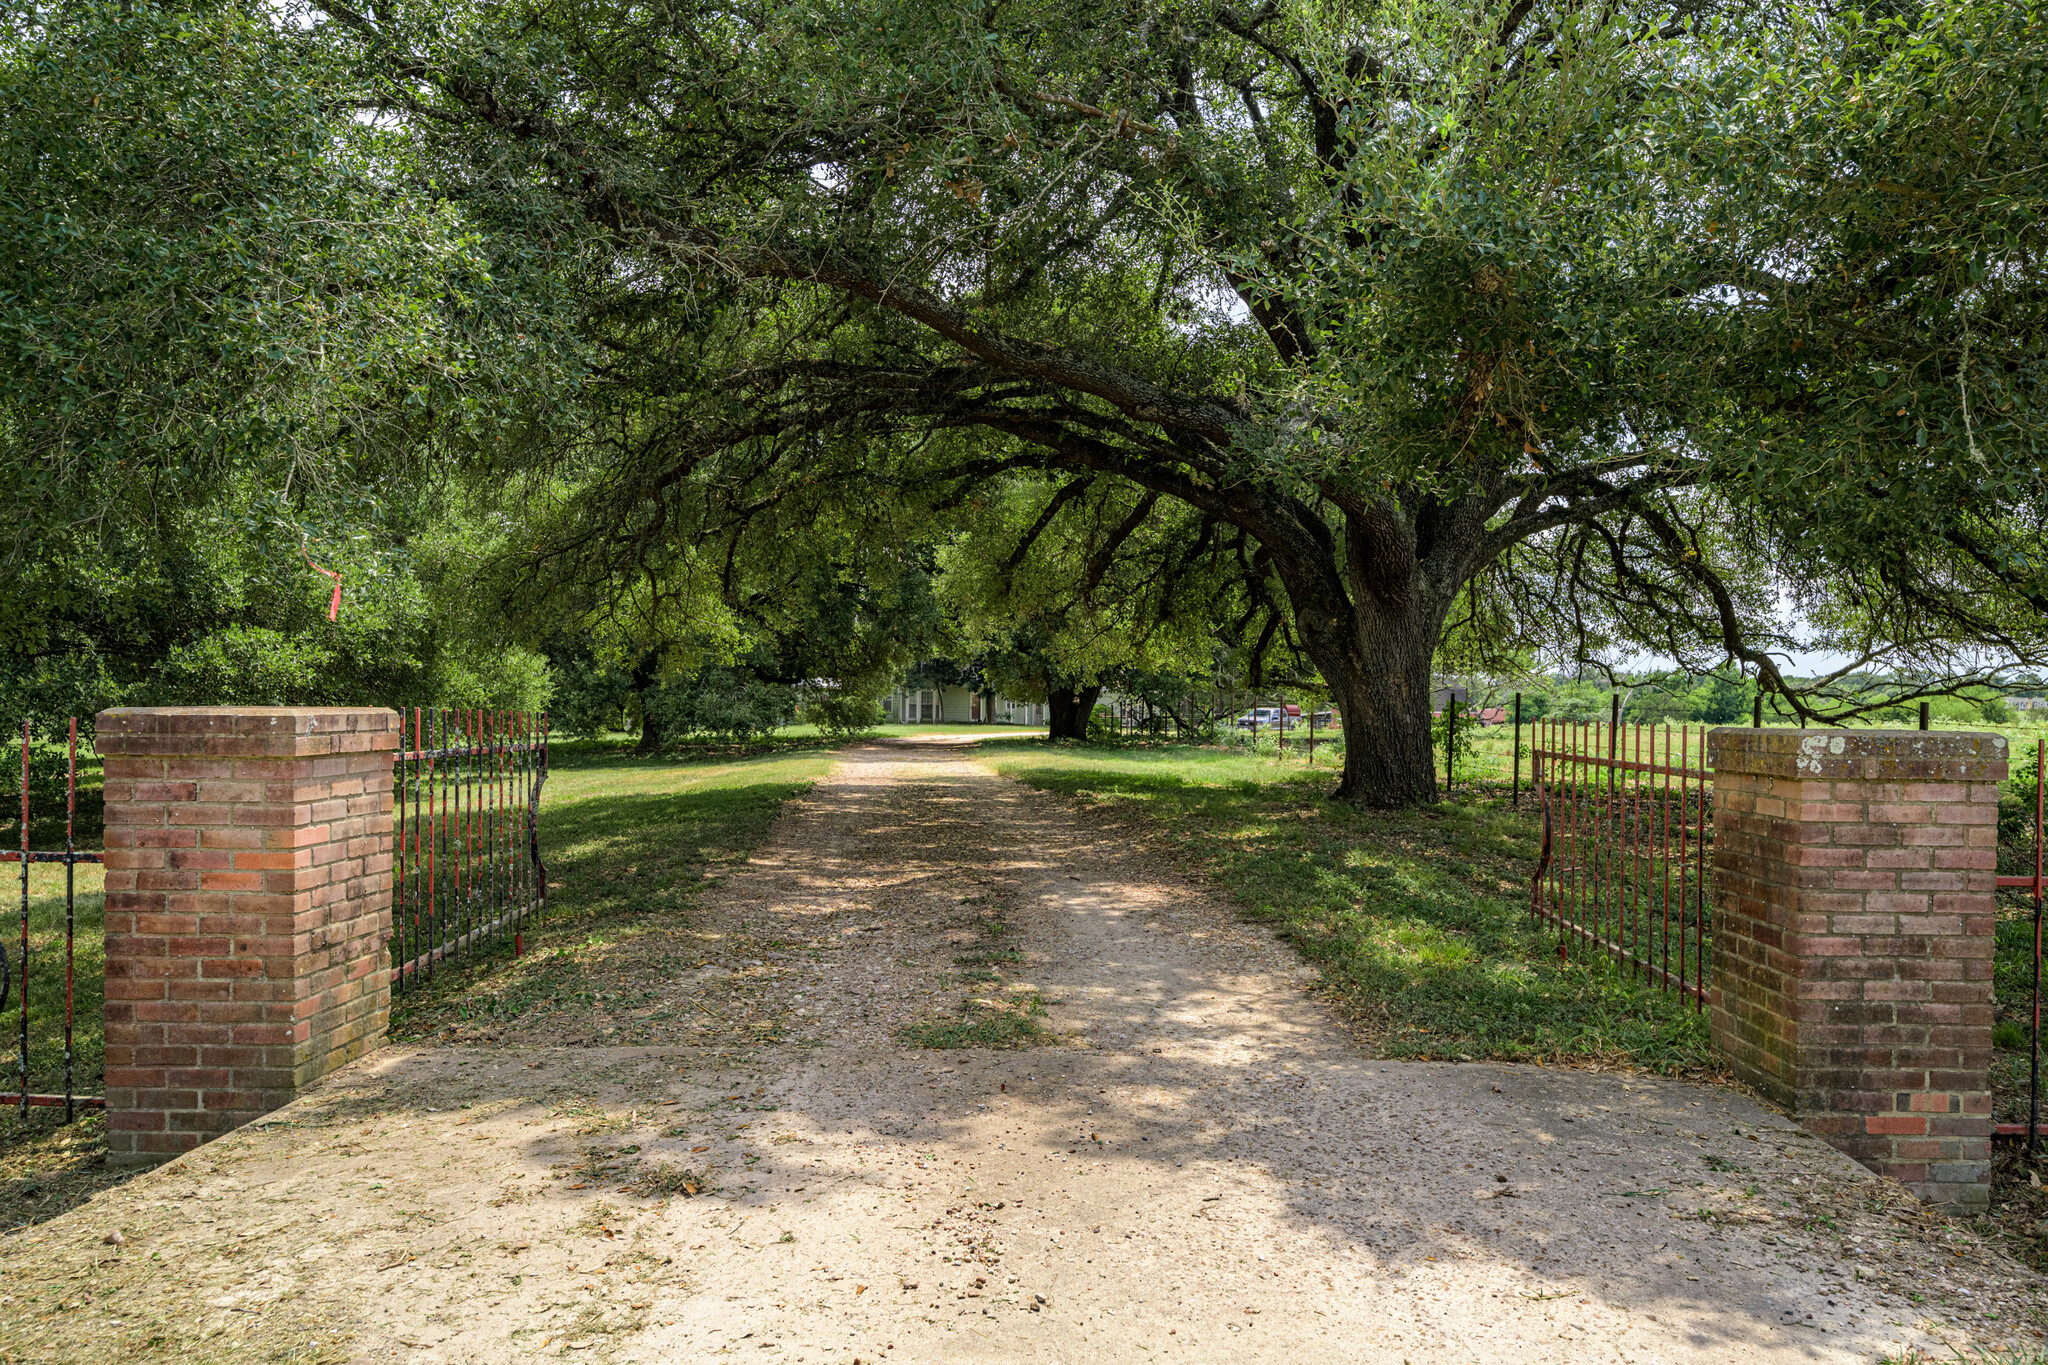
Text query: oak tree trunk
1311 598 1440 807
631 655 665 756
1046 684 1103 740
1277 529 1451 807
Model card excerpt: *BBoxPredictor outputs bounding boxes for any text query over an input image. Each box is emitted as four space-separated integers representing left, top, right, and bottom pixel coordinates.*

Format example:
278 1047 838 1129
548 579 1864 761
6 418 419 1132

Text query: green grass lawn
389 739 837 1040
981 739 1714 1073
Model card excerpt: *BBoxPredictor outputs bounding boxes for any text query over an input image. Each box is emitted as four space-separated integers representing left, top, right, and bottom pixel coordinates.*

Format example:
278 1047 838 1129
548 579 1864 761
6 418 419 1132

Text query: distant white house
883 685 1047 725
883 683 1335 732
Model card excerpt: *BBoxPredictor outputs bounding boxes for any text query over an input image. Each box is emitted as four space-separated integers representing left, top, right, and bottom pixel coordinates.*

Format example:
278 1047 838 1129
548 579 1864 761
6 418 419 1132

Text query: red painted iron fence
1996 736 2045 1149
390 709 549 992
4 710 551 1129
1529 721 1714 1008
2 720 103 1121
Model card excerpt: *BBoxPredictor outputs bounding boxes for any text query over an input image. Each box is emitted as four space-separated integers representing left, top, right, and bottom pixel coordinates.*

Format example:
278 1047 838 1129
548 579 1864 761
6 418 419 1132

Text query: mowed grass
981 740 1713 1073
389 739 836 1040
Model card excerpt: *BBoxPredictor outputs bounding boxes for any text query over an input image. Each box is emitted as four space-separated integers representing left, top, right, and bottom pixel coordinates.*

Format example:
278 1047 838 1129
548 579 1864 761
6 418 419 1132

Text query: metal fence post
2033 736 2043 1159
1512 692 1523 807
1445 699 1456 792
17 721 28 1118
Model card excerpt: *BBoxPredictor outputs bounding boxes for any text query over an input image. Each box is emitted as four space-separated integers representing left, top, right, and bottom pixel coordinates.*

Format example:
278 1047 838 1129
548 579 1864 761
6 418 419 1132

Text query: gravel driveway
3 740 2041 1362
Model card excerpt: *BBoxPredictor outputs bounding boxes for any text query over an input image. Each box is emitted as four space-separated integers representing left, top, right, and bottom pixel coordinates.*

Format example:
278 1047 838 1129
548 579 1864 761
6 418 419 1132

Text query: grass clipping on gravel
982 740 1712 1074
900 931 1055 1050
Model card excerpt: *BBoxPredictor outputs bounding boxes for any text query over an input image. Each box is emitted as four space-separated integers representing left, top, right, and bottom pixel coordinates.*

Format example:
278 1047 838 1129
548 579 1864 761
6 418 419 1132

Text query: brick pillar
97 707 399 1167
1709 728 2003 1207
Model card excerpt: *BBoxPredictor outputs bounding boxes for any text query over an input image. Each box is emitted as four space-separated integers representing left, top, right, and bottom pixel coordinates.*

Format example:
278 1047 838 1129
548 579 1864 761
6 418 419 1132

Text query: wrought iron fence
1529 721 1713 1008
3 720 104 1121
1 708 549 1124
1996 736 2045 1149
390 709 548 992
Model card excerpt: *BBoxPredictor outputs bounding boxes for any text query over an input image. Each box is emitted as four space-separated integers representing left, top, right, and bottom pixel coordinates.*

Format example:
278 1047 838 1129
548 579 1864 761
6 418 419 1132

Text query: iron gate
1529 721 1714 1007
1997 736 2044 1148
390 709 548 991
3 720 104 1121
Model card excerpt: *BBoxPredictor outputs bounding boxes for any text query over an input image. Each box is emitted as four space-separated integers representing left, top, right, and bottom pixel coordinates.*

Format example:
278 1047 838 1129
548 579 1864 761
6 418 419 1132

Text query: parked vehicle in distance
1235 705 1301 730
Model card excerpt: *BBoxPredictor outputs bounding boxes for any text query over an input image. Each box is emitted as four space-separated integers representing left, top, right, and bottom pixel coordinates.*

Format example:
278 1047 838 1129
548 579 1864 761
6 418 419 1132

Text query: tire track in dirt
1 739 2038 1362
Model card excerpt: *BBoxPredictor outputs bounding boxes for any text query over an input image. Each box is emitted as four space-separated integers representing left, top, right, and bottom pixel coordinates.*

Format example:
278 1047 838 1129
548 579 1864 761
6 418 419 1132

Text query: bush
547 656 636 737
803 689 883 739
0 647 122 734
644 667 795 745
142 626 332 705
429 644 554 714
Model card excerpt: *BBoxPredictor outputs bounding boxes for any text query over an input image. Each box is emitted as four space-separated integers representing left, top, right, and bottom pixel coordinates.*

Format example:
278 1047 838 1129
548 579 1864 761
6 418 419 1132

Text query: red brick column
96 707 399 1167
1709 728 2003 1207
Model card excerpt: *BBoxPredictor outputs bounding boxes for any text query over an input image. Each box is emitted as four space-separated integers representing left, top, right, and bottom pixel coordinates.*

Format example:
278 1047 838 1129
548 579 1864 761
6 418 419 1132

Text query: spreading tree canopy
178 0 2048 798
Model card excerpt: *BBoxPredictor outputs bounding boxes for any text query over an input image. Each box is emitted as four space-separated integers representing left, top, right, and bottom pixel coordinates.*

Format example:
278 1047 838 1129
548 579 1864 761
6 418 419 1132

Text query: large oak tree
312 0 2048 803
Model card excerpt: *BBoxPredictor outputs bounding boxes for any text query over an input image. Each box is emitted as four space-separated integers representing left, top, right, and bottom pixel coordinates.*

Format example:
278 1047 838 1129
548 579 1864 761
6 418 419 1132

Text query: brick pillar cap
96 707 401 758
1709 727 2008 781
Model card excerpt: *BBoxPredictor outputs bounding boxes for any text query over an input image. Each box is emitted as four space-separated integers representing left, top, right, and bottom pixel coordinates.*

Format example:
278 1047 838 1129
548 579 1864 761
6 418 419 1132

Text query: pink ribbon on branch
304 554 343 622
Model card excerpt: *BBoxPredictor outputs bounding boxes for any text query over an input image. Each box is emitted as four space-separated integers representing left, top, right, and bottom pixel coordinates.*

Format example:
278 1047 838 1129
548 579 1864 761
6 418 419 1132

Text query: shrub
803 689 883 739
141 626 331 705
644 667 795 745
547 656 636 737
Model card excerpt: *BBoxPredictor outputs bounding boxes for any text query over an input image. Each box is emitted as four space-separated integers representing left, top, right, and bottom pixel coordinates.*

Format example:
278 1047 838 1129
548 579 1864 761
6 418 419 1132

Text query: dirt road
3 740 2040 1362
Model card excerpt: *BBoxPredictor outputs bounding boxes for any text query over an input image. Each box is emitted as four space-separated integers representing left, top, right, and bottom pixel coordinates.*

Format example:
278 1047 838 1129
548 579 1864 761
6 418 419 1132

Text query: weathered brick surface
1709 728 2003 1207
97 707 398 1167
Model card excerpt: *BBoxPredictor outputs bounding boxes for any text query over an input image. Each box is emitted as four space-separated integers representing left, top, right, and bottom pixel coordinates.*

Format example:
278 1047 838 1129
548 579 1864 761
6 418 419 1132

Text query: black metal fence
2 720 104 1122
389 709 549 991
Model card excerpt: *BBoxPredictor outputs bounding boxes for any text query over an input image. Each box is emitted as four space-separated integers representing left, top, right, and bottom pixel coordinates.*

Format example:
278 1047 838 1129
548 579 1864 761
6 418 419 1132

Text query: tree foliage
295 0 2048 802
0 0 579 716
6 0 2044 797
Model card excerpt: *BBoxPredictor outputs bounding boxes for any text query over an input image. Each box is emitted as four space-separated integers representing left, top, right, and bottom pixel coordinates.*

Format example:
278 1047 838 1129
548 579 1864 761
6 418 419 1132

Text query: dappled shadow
390 751 833 1047
989 752 1713 1072
7 742 2028 1363
0 1112 131 1233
